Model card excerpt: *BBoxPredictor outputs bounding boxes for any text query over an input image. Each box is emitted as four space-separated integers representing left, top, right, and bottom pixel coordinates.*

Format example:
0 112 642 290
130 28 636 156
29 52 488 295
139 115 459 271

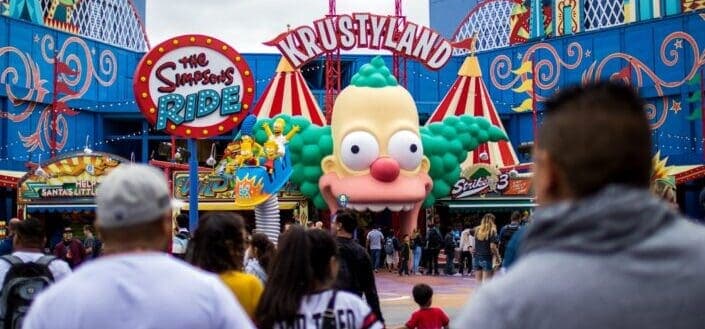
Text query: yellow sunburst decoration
650 151 677 205
651 151 670 182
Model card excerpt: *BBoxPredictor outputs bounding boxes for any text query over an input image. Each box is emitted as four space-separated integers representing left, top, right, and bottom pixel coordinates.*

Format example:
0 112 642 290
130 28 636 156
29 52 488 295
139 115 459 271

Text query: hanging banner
133 34 255 138
264 13 453 70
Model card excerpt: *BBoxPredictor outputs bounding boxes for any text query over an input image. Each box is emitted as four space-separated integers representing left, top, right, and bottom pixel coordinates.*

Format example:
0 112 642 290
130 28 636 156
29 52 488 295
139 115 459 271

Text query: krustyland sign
265 13 452 69
451 165 532 199
134 35 255 139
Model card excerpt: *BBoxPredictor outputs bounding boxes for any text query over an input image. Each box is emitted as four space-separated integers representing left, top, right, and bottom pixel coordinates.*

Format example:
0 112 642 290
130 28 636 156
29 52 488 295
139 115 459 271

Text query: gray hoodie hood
520 185 677 255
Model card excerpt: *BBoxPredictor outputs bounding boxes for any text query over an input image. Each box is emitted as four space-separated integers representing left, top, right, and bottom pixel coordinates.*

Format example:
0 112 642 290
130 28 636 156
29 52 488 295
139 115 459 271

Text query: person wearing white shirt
0 218 71 283
23 164 253 329
458 223 475 276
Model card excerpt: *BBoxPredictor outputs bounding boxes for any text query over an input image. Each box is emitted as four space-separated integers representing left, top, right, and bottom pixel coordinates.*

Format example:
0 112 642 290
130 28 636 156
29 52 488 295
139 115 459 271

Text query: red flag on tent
263 31 291 47
55 81 75 96
56 61 77 76
451 37 476 50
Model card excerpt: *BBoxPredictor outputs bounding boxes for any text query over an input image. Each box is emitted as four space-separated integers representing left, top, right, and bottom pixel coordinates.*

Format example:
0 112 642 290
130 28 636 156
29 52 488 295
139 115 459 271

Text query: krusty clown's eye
340 131 379 171
388 130 423 170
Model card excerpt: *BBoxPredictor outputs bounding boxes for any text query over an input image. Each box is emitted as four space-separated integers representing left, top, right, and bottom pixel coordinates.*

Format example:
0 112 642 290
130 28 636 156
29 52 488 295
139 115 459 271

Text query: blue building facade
2 0 705 218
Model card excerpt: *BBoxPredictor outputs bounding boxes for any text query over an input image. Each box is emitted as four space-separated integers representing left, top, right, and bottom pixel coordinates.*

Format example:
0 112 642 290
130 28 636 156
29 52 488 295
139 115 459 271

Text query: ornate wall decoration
0 34 118 152
490 31 705 130
556 0 580 36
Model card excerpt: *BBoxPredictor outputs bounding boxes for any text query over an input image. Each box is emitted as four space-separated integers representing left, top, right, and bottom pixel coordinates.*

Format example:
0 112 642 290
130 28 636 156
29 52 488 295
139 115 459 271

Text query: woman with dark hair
245 233 275 284
187 212 263 319
255 226 382 329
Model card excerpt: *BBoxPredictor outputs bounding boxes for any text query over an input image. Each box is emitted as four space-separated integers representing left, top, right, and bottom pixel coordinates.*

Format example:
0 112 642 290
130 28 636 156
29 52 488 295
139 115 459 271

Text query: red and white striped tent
426 55 519 169
253 57 326 126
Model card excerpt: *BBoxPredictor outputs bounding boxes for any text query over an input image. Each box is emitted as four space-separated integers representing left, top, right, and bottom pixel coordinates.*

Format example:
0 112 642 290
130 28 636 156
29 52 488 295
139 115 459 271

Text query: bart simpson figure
262 140 280 175
263 118 300 156
238 138 260 167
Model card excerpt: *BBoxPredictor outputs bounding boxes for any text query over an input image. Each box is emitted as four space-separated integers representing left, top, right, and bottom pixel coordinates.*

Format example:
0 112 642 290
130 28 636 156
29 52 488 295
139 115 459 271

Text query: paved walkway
375 272 477 328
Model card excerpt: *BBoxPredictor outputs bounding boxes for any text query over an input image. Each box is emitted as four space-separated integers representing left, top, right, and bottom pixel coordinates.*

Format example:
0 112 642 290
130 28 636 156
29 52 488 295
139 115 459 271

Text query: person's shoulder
336 290 369 307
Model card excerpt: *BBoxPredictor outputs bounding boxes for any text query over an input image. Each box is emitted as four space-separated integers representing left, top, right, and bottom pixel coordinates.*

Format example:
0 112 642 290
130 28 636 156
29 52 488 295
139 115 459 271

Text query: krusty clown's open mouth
318 172 432 233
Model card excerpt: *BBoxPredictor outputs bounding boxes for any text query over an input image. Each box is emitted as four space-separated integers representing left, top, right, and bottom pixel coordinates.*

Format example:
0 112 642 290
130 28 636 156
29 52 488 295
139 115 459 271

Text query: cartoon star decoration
252 57 508 227
670 100 681 114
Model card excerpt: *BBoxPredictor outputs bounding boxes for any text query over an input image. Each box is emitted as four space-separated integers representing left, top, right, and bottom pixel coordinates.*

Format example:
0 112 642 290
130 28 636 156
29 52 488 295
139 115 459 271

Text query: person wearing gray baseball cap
23 164 254 329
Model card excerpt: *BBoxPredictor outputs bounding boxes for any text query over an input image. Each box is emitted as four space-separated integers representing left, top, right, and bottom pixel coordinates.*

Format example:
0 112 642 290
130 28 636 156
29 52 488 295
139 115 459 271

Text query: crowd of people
0 82 704 328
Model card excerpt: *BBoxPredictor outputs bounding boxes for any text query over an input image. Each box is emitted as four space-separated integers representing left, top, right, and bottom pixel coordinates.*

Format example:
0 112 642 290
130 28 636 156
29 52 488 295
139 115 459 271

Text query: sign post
134 35 254 231
187 139 198 231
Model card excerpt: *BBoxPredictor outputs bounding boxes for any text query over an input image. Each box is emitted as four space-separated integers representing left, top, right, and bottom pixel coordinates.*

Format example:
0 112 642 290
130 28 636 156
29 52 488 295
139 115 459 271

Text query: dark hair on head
187 212 246 273
250 233 275 274
336 209 358 233
510 211 521 222
539 82 651 197
83 225 95 234
15 218 45 248
256 226 339 328
412 283 433 307
176 214 189 229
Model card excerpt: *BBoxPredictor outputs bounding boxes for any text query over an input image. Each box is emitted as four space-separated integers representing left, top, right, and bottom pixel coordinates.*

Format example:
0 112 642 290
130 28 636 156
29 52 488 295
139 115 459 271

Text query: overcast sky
146 0 430 53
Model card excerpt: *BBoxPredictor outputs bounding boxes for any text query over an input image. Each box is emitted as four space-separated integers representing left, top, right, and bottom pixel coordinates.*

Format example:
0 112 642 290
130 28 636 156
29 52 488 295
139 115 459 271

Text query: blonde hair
475 213 497 241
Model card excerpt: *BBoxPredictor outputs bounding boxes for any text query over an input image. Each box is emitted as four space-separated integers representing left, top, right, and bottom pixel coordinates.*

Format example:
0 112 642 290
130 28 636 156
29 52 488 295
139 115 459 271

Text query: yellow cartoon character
218 141 241 174
262 140 280 175
238 137 260 167
263 118 300 156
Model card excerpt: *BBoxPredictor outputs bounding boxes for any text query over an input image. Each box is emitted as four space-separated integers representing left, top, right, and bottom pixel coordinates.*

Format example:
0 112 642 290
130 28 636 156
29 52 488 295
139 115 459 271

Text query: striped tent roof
253 57 326 126
426 55 519 168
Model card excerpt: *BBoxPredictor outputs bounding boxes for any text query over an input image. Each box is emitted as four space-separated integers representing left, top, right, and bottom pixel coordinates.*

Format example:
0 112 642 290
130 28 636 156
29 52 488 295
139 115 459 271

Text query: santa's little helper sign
134 35 254 138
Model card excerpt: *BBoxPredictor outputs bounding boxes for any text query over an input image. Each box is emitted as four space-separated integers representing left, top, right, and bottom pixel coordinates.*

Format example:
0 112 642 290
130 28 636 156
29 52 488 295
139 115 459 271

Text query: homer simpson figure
263 118 300 156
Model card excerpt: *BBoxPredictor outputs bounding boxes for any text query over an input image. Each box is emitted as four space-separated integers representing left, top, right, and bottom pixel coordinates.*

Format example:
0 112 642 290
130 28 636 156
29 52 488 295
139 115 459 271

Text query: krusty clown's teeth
347 203 415 212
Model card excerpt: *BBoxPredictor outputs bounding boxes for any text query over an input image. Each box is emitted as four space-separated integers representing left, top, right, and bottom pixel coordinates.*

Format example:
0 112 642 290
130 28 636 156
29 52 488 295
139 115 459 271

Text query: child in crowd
405 284 449 329
398 234 411 276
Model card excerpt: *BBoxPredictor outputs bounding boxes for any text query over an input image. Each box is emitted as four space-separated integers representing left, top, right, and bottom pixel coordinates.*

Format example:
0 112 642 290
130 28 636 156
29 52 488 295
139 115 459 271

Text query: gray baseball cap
96 164 173 229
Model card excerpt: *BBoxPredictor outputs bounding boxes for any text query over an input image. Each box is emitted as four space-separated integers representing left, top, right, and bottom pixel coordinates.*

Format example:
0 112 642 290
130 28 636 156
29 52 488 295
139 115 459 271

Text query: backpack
384 237 395 255
499 224 520 256
0 255 57 329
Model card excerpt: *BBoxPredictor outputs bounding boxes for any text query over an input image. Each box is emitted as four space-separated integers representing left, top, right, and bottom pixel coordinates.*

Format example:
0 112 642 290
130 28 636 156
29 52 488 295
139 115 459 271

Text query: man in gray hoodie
454 82 705 329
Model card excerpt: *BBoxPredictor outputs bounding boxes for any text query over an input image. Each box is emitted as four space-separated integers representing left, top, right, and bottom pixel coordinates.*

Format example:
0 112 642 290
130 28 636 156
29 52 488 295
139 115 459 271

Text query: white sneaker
453 273 462 277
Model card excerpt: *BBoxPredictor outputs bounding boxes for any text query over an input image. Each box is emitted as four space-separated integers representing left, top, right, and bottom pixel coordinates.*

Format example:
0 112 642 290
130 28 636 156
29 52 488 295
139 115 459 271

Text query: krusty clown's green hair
254 114 506 209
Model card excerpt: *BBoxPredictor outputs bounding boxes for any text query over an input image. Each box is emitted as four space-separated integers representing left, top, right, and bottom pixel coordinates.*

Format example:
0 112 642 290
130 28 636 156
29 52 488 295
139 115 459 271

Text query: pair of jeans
370 249 381 269
458 251 473 275
444 249 455 275
412 246 422 273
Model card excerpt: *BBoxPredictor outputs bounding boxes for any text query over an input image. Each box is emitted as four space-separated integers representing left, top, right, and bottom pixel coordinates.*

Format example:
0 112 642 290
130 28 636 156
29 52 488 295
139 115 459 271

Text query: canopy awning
670 165 705 184
0 170 25 188
439 197 536 211
180 201 299 211
26 204 96 213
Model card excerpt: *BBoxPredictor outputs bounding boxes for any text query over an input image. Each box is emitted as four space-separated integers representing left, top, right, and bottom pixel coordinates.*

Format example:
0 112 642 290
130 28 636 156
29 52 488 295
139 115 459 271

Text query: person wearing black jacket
333 210 384 324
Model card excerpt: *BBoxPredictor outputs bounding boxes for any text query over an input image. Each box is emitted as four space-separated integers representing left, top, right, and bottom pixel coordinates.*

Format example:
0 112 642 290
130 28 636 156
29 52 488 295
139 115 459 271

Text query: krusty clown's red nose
370 157 400 182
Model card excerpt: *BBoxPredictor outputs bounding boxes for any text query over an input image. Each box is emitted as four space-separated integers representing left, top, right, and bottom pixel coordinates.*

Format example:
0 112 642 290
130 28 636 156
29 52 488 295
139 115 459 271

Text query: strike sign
134 35 254 138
